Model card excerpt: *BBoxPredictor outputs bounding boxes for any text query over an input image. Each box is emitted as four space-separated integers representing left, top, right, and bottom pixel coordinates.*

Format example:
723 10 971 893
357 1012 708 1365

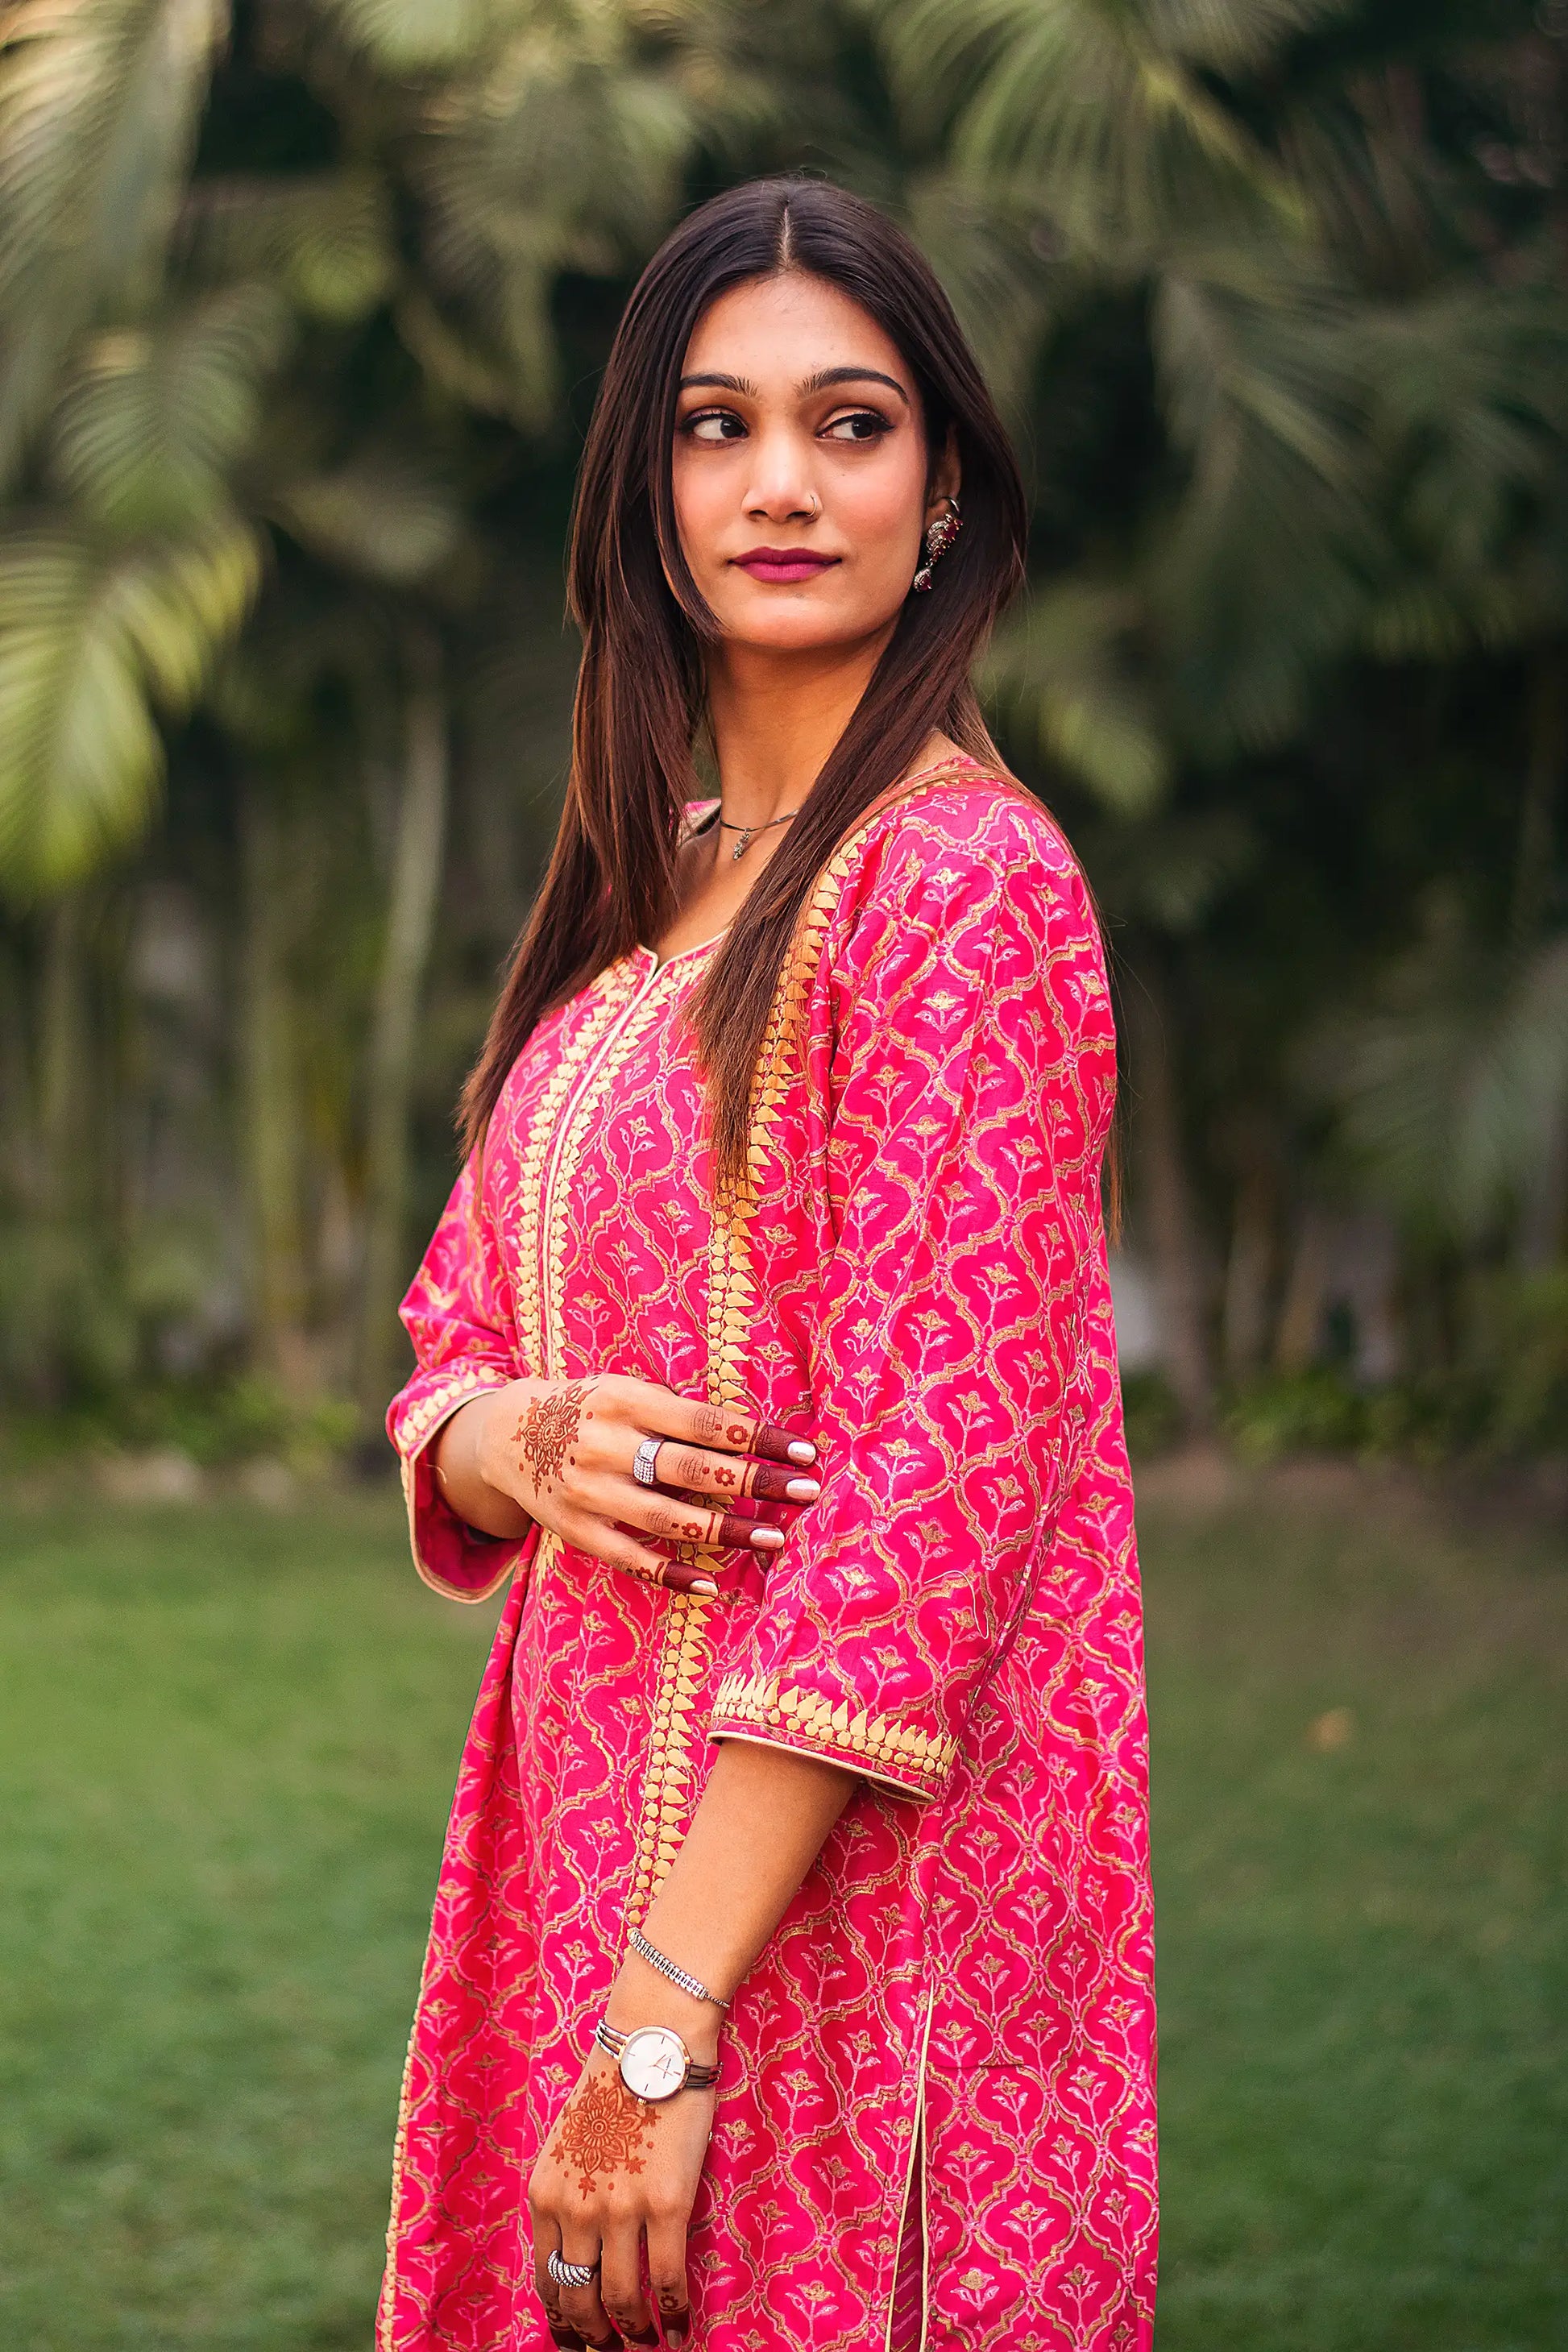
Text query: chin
711 589 905 657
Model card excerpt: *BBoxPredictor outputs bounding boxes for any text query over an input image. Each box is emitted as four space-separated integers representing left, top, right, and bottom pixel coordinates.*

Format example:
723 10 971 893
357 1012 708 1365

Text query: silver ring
547 2249 600 2289
632 1435 663 1488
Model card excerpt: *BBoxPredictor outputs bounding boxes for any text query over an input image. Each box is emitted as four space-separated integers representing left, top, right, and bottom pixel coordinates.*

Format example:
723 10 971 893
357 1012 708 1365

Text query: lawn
0 1471 1562 2350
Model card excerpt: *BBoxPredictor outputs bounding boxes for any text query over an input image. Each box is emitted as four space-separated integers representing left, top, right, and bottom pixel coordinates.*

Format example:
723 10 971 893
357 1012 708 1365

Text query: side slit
885 1993 935 2352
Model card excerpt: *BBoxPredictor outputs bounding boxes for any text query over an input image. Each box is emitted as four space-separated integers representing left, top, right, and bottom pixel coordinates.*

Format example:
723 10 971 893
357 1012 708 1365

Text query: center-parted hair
461 175 1030 1180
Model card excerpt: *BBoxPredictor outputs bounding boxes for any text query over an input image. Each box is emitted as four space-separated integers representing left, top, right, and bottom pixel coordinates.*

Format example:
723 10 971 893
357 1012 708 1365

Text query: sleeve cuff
398 1385 535 1602
708 1668 959 1802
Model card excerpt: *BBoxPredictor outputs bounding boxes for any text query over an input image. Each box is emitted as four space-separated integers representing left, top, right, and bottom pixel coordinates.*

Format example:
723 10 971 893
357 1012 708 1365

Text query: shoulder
828 767 1100 963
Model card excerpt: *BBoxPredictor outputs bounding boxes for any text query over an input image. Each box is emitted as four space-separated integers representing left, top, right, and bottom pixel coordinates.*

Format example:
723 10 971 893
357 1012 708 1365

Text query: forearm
430 1392 533 1539
605 1739 857 2053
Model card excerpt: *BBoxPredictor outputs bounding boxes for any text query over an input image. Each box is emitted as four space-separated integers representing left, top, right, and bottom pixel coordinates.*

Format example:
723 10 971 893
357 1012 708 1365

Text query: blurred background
0 2 1564 2347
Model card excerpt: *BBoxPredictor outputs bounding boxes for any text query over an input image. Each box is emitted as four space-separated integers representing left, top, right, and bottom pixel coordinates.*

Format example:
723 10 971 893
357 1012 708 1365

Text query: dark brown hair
461 175 1030 1178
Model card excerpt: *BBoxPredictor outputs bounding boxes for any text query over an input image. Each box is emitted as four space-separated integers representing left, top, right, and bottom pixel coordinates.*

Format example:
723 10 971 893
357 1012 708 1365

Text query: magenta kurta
380 764 1157 2352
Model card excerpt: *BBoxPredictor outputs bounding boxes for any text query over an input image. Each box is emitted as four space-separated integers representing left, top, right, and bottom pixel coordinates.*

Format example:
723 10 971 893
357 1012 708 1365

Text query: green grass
1148 1465 1568 2351
0 1491 497 2352
0 1473 1563 2349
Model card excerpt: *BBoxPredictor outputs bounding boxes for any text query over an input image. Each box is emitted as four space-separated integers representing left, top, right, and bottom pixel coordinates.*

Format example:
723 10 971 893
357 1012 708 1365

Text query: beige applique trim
542 960 689 1375
398 1448 519 1604
516 960 643 1373
397 1367 512 1458
710 1668 956 1799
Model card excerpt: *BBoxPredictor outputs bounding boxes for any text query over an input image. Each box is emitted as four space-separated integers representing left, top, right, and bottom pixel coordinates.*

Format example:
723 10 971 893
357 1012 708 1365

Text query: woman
380 177 1155 2352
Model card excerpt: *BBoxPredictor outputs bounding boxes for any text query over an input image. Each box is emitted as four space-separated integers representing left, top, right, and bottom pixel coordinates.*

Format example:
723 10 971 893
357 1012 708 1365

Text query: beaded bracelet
628 1924 731 2010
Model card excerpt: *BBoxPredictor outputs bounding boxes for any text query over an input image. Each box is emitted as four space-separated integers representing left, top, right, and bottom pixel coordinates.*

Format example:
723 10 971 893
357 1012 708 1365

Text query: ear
926 426 961 517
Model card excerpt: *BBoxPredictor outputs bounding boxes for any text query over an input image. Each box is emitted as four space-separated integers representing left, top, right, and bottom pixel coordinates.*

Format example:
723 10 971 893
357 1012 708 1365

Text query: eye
821 409 892 443
680 408 746 444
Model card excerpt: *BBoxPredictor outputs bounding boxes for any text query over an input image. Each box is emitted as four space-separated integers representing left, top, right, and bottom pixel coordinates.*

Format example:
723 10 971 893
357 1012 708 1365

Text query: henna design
516 1380 592 1497
552 2071 655 2201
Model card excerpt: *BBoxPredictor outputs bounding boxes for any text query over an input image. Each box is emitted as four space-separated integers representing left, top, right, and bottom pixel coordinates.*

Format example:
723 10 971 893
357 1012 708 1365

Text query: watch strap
595 2018 720 2090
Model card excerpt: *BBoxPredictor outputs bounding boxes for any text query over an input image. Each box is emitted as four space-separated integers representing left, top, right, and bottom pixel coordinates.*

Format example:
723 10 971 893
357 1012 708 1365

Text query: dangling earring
912 495 963 593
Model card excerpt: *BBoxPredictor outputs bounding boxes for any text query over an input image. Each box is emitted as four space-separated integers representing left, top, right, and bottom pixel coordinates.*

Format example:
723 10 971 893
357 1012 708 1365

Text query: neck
704 629 893 825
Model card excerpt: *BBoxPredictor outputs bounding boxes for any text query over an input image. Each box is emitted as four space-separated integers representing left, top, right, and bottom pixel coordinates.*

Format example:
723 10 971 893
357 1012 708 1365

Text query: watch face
617 2026 689 2103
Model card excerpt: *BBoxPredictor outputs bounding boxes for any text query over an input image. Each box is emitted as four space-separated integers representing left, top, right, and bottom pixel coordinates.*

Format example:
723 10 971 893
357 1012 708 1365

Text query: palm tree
877 0 1568 1418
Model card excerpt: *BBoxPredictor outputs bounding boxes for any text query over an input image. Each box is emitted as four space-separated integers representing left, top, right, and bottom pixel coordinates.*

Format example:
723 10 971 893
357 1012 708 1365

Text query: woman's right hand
433 1374 819 1595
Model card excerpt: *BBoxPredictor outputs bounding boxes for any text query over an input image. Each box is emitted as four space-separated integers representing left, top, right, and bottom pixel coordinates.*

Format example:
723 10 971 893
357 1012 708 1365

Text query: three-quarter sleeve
709 808 1110 1798
387 1158 537 1601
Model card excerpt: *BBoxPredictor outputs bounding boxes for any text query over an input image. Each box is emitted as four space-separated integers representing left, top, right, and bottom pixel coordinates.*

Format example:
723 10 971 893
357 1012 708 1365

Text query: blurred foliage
0 0 1565 1462
1225 1267 1568 1462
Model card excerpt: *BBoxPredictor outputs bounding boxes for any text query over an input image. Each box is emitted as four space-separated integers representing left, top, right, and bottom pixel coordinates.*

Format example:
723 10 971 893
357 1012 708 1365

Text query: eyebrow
677 366 911 407
800 366 910 406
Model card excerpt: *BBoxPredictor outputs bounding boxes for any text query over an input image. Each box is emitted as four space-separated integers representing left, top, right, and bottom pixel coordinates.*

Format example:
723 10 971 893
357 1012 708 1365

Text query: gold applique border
710 1667 956 1798
553 956 725 1927
628 1589 713 1919
397 1366 512 1458
515 960 642 1373
542 960 688 1375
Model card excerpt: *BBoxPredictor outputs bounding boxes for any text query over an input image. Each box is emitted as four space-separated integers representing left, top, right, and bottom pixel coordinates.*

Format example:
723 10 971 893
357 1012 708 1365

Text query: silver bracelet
627 1923 731 2010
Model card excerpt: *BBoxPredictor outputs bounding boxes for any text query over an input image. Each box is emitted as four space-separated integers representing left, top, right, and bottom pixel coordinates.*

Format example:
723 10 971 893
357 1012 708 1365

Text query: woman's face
670 271 958 656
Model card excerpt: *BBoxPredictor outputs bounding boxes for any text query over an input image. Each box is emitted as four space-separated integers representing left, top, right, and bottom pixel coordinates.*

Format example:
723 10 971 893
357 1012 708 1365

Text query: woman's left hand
529 2047 716 2350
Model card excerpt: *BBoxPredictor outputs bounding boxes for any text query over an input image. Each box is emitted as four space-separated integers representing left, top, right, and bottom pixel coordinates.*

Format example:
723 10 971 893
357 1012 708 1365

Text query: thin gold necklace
713 806 800 862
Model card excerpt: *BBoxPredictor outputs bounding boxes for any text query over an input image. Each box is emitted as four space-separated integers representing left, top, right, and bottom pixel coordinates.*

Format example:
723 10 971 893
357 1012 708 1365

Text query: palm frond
48 285 292 533
270 450 464 584
879 0 1339 251
1305 912 1568 1242
180 170 397 322
1149 248 1384 752
983 580 1172 816
1366 273 1568 584
412 17 699 427
902 173 1062 431
314 0 492 74
0 0 227 482
0 514 261 898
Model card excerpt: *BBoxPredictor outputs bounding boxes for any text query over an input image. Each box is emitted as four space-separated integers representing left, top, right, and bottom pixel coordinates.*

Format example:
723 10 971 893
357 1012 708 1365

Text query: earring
912 495 963 592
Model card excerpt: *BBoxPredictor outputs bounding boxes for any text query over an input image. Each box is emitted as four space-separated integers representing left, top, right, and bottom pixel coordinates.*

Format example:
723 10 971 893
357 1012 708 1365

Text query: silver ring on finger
632 1435 663 1489
547 2249 600 2290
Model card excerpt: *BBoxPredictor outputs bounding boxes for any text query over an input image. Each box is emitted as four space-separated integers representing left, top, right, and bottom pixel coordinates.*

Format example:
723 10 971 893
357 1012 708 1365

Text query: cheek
670 449 728 570
832 451 927 570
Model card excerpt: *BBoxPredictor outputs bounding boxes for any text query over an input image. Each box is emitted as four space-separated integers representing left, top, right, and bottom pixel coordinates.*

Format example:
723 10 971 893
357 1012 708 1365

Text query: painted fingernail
691 1576 719 1595
787 1439 816 1463
785 1476 819 1502
749 1526 785 1549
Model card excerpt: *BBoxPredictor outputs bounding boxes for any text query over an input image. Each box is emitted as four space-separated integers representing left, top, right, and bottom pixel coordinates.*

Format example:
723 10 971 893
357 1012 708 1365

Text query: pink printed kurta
380 765 1157 2352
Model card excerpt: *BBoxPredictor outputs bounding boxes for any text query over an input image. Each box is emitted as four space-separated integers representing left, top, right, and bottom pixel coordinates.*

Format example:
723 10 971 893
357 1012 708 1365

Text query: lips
732 547 839 585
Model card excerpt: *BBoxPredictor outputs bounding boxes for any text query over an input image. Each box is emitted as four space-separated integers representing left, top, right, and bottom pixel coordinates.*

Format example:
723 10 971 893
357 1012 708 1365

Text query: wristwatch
595 2020 720 2101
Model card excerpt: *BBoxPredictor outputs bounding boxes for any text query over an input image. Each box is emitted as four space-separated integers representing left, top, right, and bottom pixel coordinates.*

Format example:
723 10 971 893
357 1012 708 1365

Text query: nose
743 424 819 525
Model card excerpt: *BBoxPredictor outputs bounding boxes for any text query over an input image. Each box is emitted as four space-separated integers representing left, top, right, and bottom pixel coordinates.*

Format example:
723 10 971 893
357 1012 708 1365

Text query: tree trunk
356 621 450 1437
239 774 309 1380
1222 1140 1275 1384
1124 955 1215 1429
37 889 89 1220
1513 651 1566 1270
1510 649 1563 948
1274 1205 1332 1375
